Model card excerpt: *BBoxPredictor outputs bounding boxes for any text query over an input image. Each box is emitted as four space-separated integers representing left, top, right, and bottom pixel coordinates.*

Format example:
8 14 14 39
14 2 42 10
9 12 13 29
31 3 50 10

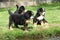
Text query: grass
0 3 60 40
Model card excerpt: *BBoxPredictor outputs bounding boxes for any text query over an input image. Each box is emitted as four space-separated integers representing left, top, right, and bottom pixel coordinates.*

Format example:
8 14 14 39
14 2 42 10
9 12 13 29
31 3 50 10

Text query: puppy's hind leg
9 21 13 30
9 17 13 30
42 19 49 29
14 24 19 28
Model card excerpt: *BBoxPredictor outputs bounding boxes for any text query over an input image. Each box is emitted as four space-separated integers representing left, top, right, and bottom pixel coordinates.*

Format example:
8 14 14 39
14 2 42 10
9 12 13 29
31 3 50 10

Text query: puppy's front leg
34 22 37 27
41 21 44 27
23 24 28 32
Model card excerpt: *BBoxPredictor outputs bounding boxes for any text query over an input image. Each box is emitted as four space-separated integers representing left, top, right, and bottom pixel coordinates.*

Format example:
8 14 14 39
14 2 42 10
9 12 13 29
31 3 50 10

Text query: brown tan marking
9 25 13 30
34 22 37 27
26 20 31 24
9 23 14 30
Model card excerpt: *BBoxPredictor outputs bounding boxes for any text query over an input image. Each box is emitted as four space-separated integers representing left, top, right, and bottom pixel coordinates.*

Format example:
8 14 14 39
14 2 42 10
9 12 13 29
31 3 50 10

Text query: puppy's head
37 8 45 16
18 6 25 13
24 10 34 20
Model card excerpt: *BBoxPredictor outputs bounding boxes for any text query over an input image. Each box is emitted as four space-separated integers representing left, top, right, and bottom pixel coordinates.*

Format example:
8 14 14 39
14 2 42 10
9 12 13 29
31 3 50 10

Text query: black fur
14 5 25 14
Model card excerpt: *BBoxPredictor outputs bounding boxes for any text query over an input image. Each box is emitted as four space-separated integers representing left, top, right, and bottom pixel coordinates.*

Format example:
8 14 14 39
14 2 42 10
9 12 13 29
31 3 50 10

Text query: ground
0 3 60 40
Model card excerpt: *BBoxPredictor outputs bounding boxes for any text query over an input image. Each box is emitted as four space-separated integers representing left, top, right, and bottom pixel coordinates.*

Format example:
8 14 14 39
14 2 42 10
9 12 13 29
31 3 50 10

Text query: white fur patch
37 15 44 20
24 10 27 12
30 16 34 19
42 12 45 15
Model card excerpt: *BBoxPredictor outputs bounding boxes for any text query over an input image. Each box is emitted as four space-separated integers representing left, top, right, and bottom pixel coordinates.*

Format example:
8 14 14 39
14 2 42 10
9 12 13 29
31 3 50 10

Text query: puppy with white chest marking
33 8 48 27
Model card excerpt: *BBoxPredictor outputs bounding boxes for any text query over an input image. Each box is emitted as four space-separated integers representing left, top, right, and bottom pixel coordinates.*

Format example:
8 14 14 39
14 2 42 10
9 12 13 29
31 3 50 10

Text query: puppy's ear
16 4 19 9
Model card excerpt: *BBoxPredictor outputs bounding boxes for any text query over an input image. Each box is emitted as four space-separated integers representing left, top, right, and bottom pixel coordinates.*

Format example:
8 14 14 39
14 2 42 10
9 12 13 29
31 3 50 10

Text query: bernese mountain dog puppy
8 9 33 31
33 8 48 27
14 4 25 14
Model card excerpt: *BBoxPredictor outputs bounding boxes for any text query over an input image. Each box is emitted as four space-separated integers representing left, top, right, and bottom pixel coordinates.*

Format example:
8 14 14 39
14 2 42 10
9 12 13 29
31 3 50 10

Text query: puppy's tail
8 9 13 15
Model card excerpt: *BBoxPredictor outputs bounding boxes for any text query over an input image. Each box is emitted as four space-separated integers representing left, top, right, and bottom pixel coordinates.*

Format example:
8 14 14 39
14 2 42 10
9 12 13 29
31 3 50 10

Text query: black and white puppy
8 9 33 30
33 8 48 27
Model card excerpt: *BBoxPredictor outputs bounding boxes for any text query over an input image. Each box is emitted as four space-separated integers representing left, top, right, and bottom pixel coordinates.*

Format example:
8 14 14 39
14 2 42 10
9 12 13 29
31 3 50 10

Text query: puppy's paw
9 27 13 30
24 30 29 32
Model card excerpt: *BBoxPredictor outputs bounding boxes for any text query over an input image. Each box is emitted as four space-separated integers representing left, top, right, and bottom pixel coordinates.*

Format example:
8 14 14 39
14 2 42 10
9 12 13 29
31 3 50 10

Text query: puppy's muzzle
42 12 45 16
30 16 34 19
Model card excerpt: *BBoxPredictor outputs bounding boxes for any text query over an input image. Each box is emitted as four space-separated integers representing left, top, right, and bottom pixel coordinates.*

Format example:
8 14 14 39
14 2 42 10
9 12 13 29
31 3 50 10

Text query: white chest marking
37 15 44 20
